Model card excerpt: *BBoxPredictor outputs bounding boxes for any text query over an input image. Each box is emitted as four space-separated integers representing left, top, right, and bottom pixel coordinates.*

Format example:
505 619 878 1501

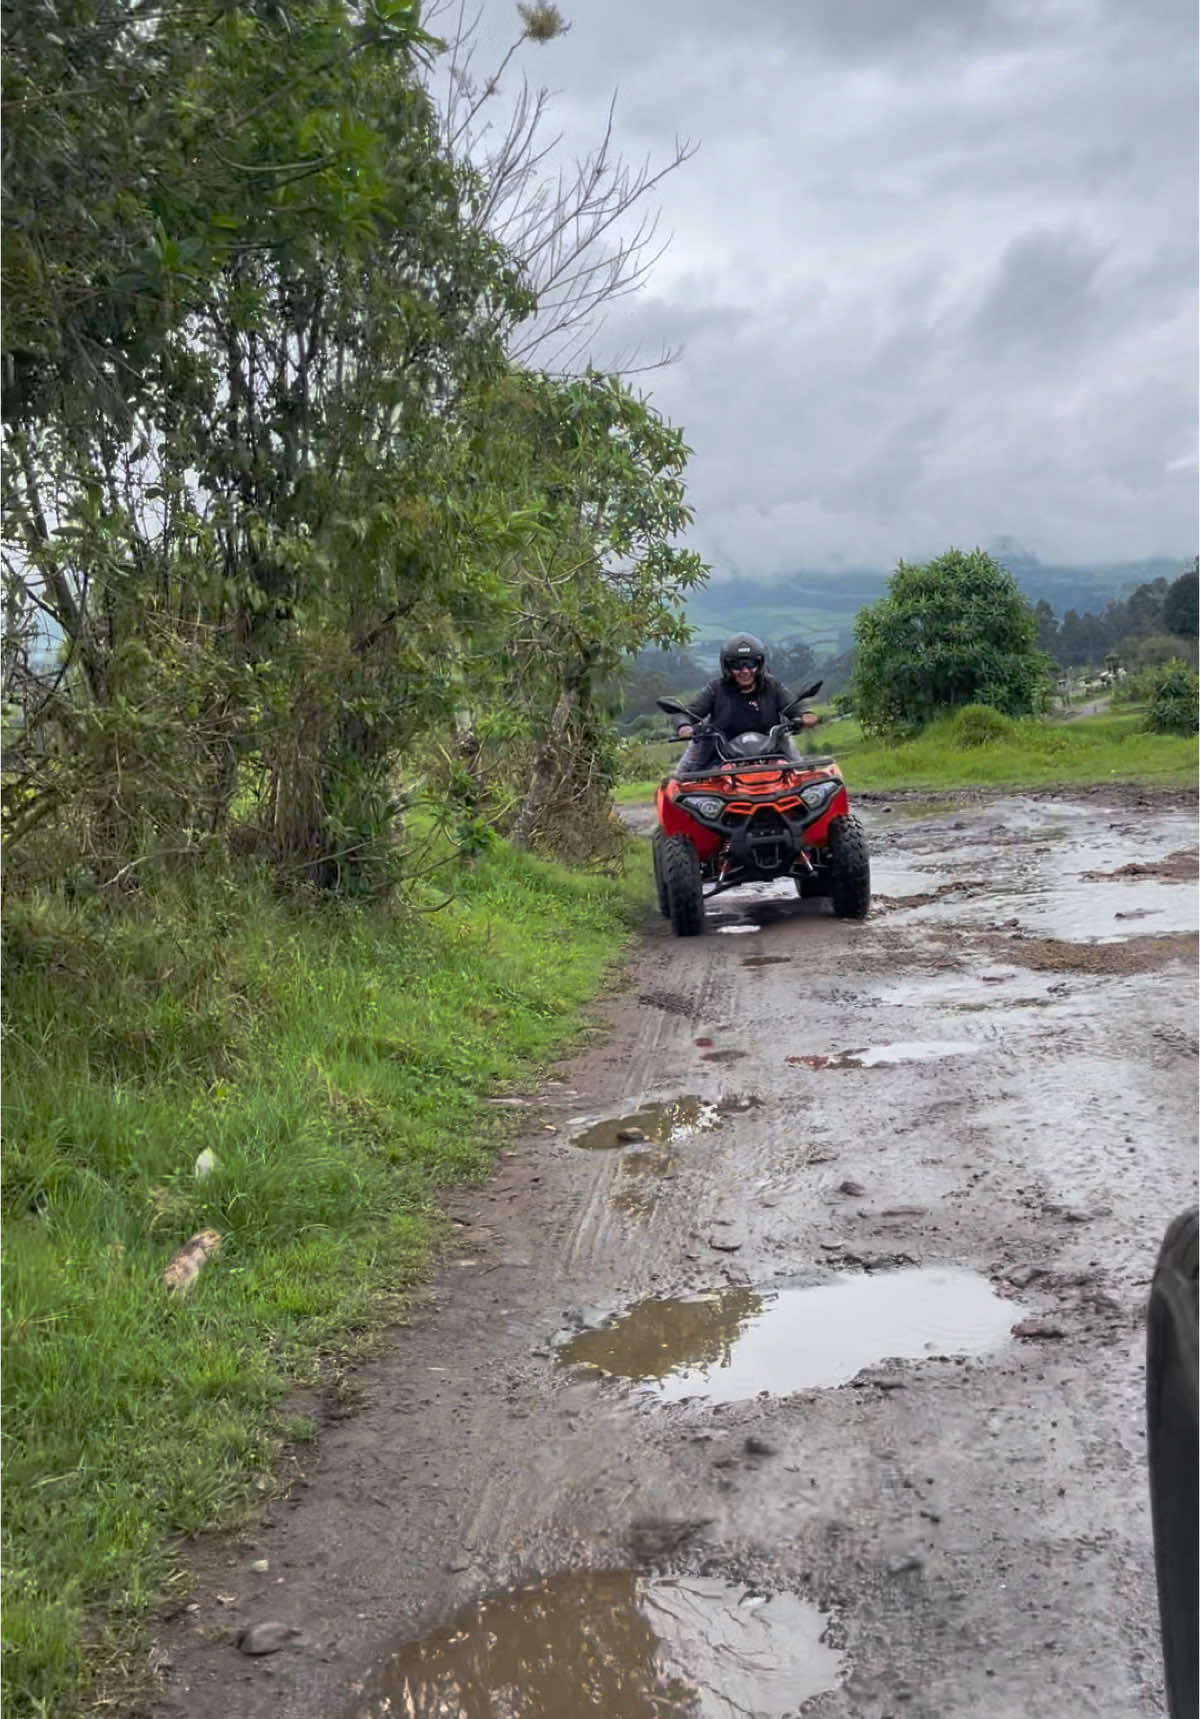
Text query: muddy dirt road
153 794 1198 1719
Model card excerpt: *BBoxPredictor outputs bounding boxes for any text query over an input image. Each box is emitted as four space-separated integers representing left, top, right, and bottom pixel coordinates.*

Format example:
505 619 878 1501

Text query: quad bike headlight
800 780 838 811
680 793 725 820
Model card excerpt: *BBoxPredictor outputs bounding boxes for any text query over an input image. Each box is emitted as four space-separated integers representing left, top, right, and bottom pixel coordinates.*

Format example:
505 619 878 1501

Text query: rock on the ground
237 1622 302 1657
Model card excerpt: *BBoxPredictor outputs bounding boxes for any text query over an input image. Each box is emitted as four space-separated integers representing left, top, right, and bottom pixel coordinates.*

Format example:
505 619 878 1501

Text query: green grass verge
616 709 1197 801
1 842 649 1716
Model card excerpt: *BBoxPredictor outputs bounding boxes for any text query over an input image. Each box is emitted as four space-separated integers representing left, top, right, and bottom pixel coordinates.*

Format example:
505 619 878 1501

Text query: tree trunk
509 689 572 851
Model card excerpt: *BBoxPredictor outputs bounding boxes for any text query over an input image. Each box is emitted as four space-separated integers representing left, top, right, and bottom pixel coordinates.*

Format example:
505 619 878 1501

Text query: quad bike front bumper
675 793 847 894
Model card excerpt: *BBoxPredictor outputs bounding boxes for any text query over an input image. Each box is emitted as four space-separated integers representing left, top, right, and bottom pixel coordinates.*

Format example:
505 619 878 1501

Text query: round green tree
852 547 1048 735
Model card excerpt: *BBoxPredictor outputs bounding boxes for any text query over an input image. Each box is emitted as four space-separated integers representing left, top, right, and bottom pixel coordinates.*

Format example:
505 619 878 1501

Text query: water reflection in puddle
345 1570 843 1719
561 1288 763 1384
571 1095 727 1150
558 1269 1018 1401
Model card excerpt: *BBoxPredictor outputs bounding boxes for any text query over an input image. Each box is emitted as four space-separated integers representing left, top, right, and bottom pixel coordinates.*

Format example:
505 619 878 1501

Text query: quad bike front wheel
828 814 871 919
662 835 705 936
651 831 670 918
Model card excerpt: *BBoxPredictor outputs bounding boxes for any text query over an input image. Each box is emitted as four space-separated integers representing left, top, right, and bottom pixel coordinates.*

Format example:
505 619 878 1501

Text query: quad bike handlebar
655 681 829 764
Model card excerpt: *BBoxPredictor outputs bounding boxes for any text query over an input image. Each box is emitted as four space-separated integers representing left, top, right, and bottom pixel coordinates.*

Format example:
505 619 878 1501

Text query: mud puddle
993 874 1197 943
343 1570 843 1718
876 801 1199 945
741 954 793 968
570 1095 728 1150
707 877 807 935
786 1040 978 1070
868 968 1065 1010
558 1268 1020 1401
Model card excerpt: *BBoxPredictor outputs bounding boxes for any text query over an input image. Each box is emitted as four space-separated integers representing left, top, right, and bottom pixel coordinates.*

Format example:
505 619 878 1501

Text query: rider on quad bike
672 634 819 773
652 633 870 935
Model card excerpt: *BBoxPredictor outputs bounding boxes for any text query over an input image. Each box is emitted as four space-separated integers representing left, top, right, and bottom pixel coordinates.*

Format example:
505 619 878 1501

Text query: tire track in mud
150 793 1198 1719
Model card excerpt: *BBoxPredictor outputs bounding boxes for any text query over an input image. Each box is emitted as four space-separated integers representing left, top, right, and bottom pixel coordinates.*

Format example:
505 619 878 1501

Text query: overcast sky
449 0 1197 578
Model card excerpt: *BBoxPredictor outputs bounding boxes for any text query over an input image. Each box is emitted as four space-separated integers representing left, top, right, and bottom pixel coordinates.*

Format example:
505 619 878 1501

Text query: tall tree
2 0 708 883
852 548 1048 735
1163 564 1199 641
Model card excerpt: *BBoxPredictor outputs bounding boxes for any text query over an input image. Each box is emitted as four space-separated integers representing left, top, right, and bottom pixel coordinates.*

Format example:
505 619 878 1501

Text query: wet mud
973 929 1198 975
151 793 1198 1719
1083 849 1198 883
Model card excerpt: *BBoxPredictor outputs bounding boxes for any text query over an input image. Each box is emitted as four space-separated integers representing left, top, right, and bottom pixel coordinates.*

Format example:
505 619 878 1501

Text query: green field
615 707 1198 802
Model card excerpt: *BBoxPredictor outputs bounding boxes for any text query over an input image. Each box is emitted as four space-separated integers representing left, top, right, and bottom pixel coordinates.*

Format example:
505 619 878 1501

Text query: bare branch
427 9 696 375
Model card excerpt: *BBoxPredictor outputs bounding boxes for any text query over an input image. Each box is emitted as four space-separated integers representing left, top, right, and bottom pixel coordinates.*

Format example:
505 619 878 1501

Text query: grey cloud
742 0 1028 65
964 227 1110 357
822 407 953 520
462 0 1197 569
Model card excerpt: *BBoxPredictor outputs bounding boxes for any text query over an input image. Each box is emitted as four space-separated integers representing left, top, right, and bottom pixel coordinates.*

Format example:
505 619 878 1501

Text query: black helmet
720 633 767 678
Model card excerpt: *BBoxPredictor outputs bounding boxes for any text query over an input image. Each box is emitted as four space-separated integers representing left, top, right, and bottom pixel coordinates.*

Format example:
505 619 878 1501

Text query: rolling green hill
684 556 1193 655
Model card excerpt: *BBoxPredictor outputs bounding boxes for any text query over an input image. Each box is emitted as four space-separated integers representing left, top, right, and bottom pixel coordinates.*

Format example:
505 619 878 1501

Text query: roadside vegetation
2 2 690 1711
3 839 648 1714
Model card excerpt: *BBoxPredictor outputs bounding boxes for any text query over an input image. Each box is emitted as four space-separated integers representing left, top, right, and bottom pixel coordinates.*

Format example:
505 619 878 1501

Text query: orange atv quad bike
651 682 870 937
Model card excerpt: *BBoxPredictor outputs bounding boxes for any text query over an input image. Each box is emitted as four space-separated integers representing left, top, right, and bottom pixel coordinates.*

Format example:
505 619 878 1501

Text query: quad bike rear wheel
828 814 871 919
1147 1208 1198 1719
662 835 705 936
651 831 670 918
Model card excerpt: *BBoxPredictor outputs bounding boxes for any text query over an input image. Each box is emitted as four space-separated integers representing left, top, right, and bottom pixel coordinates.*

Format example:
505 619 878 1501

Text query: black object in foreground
1146 1208 1198 1719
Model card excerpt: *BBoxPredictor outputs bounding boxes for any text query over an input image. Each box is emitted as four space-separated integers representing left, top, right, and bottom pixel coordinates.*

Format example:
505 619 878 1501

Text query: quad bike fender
656 783 723 861
798 783 851 850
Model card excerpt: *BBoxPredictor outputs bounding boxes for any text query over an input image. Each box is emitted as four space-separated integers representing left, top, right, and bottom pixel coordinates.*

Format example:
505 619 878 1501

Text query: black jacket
674 673 803 738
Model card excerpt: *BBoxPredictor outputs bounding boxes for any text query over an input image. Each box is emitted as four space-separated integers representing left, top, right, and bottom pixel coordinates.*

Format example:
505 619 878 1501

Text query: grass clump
1 843 646 1715
949 703 1017 749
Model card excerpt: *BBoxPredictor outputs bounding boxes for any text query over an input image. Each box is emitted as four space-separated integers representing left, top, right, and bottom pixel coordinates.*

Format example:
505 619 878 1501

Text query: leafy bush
951 704 1017 748
1144 660 1199 735
852 547 1050 736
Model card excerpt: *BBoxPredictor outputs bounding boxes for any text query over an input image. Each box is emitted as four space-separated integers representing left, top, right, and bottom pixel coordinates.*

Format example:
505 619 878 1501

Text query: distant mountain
684 556 1194 657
